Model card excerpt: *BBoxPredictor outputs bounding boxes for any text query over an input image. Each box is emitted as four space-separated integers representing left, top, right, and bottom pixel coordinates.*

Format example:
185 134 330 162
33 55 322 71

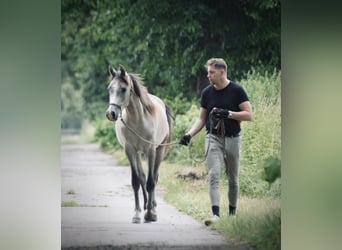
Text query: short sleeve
237 86 249 104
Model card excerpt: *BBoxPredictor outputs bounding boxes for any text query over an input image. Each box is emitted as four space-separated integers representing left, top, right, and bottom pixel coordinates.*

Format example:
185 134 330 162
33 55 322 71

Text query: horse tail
164 103 174 154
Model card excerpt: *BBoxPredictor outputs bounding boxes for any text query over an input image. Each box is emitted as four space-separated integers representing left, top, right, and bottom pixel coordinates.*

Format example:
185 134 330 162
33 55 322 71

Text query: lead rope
188 111 226 164
120 117 179 147
119 110 226 160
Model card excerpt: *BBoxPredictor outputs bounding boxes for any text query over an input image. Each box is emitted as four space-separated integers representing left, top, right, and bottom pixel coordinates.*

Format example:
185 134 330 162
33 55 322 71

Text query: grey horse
106 65 173 223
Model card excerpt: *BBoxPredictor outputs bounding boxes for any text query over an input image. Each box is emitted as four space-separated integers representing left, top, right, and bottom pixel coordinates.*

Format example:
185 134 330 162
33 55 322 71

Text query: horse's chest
116 122 153 151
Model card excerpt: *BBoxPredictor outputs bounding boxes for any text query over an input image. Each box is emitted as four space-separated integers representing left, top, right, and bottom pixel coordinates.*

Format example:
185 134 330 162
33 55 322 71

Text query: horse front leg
136 154 147 210
144 149 158 222
126 148 141 223
131 170 142 223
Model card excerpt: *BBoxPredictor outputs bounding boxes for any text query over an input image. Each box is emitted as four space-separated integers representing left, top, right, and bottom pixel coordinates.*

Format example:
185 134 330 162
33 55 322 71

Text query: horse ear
109 65 116 78
119 64 126 77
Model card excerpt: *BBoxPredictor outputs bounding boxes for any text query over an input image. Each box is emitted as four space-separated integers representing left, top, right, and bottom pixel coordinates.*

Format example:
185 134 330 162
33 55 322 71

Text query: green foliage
238 68 281 197
166 103 206 164
93 118 121 150
62 0 280 122
164 94 195 116
61 81 83 129
260 156 281 185
61 112 82 129
216 204 281 250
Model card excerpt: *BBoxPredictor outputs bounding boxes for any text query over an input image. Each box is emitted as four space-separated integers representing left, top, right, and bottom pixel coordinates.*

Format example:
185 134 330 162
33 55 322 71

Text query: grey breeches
205 133 242 208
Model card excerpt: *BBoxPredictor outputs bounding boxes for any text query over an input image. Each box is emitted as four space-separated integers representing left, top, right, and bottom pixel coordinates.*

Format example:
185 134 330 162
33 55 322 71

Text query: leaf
260 156 281 185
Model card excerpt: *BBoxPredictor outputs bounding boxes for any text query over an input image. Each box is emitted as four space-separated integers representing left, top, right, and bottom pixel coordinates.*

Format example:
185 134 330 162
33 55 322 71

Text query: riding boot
212 205 220 217
229 205 236 216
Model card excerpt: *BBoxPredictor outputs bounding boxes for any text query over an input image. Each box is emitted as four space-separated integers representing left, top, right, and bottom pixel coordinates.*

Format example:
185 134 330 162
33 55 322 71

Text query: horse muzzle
105 110 117 121
106 104 121 121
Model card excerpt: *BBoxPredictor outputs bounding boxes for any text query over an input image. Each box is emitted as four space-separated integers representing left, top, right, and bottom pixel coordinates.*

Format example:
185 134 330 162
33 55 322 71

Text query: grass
158 162 280 250
61 134 82 144
212 197 281 250
61 201 108 207
66 189 76 195
61 120 97 144
61 201 94 207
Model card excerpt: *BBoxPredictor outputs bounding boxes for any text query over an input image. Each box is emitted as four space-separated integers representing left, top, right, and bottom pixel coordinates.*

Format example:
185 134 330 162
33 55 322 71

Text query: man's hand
179 134 191 146
212 108 229 119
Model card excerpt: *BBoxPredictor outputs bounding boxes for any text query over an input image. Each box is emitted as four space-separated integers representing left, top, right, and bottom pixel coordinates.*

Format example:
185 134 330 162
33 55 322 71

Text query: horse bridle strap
110 103 121 110
110 103 122 117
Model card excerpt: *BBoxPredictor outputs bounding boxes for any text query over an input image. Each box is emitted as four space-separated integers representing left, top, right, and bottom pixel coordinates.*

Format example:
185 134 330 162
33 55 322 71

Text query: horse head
106 65 132 121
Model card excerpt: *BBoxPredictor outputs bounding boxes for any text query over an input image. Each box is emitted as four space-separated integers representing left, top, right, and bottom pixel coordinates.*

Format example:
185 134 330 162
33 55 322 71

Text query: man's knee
208 168 220 185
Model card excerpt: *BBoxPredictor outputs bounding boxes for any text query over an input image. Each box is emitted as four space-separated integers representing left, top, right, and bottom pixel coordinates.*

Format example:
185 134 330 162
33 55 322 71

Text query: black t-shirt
201 81 249 136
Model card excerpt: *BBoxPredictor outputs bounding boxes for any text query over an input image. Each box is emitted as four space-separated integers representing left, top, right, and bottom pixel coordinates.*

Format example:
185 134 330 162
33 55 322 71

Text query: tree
61 0 280 120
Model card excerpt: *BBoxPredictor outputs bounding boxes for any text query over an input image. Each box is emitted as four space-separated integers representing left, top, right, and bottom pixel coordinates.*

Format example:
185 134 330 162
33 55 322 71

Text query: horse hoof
144 211 157 222
132 216 141 224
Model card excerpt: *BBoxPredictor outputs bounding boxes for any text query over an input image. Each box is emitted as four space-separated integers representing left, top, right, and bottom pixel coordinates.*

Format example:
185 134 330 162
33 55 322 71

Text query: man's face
207 65 222 85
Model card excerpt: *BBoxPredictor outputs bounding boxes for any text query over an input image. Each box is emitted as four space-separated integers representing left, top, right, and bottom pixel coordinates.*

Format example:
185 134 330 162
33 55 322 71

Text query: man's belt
210 131 240 138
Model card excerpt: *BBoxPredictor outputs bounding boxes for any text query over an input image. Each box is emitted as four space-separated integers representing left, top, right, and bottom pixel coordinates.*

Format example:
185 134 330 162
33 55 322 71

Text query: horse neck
125 94 146 122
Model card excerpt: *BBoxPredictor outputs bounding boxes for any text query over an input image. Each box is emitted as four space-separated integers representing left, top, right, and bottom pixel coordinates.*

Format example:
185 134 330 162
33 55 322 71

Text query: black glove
179 134 191 146
212 108 229 119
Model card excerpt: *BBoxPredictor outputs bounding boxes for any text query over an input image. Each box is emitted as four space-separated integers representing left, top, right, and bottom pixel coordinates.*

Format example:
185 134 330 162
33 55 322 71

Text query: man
179 58 252 225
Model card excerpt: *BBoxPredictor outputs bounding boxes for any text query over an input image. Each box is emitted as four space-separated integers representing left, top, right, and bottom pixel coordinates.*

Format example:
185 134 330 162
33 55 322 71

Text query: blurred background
61 0 280 137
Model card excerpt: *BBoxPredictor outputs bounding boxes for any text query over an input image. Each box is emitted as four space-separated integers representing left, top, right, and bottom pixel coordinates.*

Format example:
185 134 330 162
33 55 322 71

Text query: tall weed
213 197 281 250
239 69 281 197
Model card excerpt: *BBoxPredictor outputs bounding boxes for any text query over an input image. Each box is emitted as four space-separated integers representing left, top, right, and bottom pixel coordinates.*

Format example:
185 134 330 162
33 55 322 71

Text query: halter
109 103 122 118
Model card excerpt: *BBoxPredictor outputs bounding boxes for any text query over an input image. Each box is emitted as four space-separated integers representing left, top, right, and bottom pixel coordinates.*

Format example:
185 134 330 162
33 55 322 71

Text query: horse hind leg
144 149 158 222
144 176 157 222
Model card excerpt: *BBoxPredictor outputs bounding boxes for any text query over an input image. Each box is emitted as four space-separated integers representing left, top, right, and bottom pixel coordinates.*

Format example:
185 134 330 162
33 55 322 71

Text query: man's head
205 58 228 85
205 58 227 72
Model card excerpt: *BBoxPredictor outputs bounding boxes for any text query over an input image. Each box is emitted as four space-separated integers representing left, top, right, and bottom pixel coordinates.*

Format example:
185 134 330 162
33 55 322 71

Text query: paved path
61 143 252 250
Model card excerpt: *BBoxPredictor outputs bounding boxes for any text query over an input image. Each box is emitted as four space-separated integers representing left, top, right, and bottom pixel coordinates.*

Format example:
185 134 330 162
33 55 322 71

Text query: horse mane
128 73 154 114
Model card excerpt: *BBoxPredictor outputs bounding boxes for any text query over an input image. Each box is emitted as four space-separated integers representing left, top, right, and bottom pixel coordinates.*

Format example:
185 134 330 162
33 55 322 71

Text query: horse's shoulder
148 94 165 109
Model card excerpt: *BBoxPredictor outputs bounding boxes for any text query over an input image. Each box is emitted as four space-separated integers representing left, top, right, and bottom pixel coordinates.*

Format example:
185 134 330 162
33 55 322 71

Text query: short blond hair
205 58 227 72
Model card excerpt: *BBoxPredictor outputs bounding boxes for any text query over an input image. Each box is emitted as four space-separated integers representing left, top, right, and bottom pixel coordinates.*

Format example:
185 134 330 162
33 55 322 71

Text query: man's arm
230 101 252 121
187 107 207 137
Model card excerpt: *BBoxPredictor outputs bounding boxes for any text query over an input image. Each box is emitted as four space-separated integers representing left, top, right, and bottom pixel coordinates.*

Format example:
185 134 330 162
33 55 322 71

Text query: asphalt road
61 143 252 250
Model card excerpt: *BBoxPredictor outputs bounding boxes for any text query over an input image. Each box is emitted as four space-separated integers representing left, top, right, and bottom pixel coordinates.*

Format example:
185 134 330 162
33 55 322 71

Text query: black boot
204 206 220 226
212 205 220 217
229 205 236 216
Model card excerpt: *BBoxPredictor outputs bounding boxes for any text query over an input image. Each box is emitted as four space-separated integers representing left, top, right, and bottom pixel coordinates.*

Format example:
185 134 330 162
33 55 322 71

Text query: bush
61 112 82 129
93 118 121 150
166 104 207 165
238 69 281 197
260 156 281 186
164 94 195 116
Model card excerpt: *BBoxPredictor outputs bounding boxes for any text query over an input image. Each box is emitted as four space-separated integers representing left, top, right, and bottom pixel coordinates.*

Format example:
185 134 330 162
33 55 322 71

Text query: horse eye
121 88 127 93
